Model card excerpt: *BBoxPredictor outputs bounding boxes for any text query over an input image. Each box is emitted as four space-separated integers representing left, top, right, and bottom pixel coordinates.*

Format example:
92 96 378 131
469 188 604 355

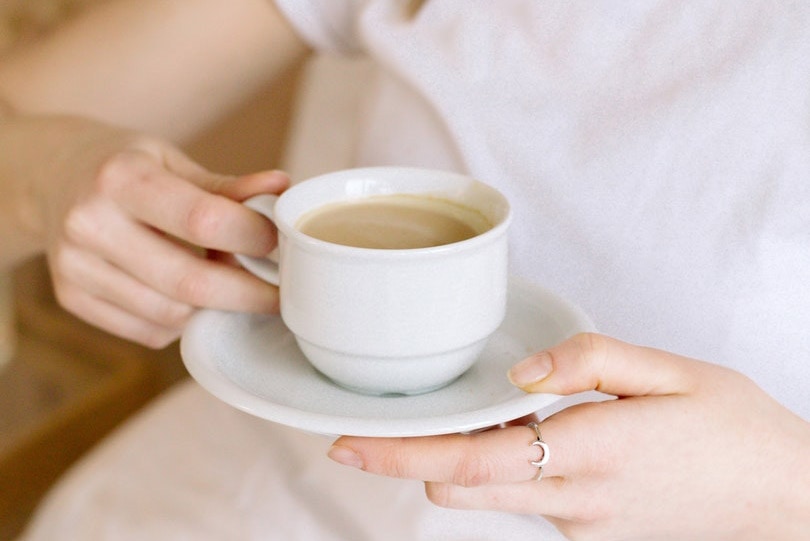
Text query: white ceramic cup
236 167 511 395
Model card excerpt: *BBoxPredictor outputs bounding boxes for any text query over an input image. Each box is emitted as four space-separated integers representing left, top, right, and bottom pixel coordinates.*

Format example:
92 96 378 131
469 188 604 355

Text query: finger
332 408 618 482
139 140 292 202
424 477 580 519
157 143 291 199
199 169 290 203
117 233 279 313
66 199 279 312
329 426 550 486
163 147 291 202
51 275 183 349
50 242 193 329
98 149 283 256
508 332 702 398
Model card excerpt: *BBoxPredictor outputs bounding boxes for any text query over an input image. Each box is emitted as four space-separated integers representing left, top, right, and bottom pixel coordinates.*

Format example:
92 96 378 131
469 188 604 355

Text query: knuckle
95 150 144 195
451 449 496 487
182 199 224 244
376 440 415 479
171 269 211 306
573 332 609 364
62 205 100 246
571 332 611 388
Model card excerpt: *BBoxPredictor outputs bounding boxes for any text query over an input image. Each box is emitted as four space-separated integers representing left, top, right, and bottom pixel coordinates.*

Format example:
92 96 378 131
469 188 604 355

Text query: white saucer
181 278 595 437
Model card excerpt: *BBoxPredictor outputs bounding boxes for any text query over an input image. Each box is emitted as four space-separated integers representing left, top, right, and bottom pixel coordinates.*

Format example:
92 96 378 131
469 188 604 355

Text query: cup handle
235 194 281 286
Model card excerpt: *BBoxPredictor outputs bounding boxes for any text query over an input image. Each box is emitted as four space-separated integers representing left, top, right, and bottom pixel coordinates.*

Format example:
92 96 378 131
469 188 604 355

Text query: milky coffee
296 194 492 249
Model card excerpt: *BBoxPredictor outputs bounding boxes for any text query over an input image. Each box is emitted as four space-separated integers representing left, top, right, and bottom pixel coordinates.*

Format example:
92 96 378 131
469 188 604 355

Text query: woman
3 1 809 539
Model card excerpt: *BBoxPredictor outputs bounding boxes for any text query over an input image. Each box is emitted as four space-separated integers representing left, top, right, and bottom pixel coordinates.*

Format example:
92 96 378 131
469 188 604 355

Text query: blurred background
0 0 327 537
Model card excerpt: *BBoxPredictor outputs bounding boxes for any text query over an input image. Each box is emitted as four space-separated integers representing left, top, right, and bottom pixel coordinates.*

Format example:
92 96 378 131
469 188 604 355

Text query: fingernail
508 352 553 387
327 445 364 469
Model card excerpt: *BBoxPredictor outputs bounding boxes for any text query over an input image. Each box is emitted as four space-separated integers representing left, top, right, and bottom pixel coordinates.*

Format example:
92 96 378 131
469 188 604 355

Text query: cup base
330 377 458 397
295 337 489 396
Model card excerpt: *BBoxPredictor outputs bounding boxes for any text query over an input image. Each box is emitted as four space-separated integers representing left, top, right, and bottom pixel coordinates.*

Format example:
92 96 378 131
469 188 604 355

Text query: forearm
0 0 310 143
0 106 118 269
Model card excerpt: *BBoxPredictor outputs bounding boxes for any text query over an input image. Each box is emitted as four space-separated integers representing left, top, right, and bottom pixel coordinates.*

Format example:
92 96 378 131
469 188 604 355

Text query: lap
21 380 562 540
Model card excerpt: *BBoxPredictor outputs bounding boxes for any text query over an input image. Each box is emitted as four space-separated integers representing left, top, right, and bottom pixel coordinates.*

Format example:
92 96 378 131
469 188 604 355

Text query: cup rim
274 167 512 258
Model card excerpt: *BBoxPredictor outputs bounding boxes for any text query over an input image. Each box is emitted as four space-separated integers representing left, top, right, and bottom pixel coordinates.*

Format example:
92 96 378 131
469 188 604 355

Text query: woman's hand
2 113 287 347
328 333 810 540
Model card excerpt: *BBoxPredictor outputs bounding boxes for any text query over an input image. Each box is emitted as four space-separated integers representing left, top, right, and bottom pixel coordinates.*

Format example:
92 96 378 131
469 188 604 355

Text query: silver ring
527 422 550 481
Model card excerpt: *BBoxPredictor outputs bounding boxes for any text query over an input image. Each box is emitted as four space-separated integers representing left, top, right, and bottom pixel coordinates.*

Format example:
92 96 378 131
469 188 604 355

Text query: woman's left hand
328 333 810 540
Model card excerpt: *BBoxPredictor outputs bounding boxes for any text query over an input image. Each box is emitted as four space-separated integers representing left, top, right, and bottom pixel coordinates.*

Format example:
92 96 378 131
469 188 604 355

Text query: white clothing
21 2 810 540
275 0 810 418
23 380 561 541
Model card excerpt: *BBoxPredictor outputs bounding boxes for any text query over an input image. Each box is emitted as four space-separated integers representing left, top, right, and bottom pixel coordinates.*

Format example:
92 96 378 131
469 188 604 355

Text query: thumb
159 143 290 200
212 170 290 202
507 333 700 398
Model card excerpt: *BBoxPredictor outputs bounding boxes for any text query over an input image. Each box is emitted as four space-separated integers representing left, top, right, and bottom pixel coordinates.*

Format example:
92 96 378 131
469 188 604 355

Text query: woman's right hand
2 113 288 347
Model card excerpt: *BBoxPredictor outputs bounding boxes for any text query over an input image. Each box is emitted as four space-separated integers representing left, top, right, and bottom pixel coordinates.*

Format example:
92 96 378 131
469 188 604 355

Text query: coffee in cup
296 194 492 249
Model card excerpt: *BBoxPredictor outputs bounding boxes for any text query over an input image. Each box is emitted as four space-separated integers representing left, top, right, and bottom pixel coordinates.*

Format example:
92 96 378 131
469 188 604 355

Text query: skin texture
330 333 810 540
0 114 290 346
